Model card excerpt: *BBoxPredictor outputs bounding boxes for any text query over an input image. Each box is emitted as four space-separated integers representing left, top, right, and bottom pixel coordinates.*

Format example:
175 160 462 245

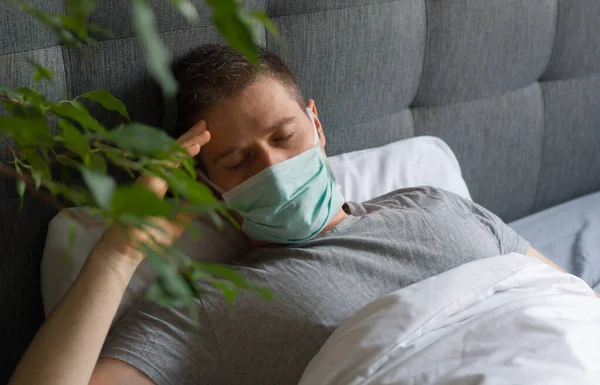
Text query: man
9 44 597 385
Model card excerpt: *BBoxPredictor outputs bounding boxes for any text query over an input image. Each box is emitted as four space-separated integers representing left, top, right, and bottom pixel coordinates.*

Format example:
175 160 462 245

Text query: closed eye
227 153 252 171
274 132 295 144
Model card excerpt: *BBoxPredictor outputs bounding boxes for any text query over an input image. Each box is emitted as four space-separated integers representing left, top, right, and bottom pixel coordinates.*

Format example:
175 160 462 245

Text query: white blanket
299 253 600 385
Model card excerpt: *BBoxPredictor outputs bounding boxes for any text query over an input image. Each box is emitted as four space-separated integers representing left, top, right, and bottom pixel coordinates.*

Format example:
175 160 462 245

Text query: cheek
212 171 247 192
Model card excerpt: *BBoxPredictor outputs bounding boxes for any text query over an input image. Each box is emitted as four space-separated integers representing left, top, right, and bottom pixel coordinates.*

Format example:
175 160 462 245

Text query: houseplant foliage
0 0 278 321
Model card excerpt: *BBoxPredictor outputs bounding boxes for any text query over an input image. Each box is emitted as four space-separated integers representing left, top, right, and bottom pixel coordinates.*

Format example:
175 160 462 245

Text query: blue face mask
202 109 345 244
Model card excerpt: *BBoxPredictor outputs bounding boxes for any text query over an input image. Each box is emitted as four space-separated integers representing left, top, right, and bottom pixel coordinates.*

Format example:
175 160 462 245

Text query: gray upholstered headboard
1 0 599 381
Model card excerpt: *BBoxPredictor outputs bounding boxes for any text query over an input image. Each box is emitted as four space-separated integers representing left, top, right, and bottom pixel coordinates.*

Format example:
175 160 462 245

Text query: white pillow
41 208 249 323
328 136 471 202
41 136 470 322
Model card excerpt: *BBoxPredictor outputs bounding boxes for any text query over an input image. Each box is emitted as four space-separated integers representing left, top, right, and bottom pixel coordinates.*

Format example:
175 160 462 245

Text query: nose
254 145 287 173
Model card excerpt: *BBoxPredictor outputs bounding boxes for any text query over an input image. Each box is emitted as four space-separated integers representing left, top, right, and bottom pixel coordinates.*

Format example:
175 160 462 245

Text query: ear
306 99 326 148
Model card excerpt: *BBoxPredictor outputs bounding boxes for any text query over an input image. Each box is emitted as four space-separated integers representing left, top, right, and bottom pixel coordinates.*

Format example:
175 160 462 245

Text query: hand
96 121 211 262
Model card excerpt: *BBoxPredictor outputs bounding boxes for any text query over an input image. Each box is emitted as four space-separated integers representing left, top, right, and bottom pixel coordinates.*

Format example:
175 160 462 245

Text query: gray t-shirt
101 187 529 385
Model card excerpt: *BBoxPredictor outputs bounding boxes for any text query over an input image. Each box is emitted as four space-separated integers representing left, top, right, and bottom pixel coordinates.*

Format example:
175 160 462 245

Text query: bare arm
526 246 600 298
9 245 141 385
9 121 210 385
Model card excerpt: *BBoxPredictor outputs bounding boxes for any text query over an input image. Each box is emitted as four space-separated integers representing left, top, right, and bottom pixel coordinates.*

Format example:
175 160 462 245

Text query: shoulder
349 186 467 214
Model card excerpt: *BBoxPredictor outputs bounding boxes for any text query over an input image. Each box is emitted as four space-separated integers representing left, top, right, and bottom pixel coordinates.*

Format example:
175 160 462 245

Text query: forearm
9 246 141 385
526 247 600 298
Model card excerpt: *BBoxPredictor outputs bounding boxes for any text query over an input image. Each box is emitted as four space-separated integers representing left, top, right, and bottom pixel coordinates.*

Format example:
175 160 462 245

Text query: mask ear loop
306 108 320 145
196 168 225 195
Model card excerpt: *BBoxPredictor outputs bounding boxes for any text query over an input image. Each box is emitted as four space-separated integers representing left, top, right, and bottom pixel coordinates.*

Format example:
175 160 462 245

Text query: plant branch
0 161 96 227
0 91 20 104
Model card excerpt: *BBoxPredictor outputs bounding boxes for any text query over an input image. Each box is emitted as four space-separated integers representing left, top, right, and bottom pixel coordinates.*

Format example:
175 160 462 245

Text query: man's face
198 76 325 192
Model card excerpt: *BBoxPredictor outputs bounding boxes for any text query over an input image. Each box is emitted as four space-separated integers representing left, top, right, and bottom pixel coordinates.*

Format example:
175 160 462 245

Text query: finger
136 173 169 199
177 120 207 143
180 130 211 150
185 143 201 157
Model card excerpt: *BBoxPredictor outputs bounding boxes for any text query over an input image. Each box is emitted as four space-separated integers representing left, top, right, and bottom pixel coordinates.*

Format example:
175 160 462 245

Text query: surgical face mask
200 108 345 244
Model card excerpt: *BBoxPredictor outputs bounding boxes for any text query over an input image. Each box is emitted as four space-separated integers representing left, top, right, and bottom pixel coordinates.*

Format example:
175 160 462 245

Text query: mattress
509 191 600 291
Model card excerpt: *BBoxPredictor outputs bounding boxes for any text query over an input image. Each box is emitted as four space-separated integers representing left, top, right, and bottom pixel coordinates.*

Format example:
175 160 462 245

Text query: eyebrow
212 116 296 166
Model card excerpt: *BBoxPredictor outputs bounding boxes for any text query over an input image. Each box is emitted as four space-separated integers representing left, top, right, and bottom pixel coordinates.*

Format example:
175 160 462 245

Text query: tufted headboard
1 0 600 381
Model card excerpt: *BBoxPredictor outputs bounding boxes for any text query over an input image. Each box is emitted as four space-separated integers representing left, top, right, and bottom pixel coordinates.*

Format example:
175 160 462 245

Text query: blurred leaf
169 0 199 24
67 0 97 21
112 123 176 155
212 279 238 308
16 179 26 210
249 10 278 39
31 170 42 190
145 279 187 308
158 168 218 205
22 149 51 189
26 58 56 84
58 14 88 40
132 0 177 97
88 153 107 173
203 262 273 300
59 164 71 185
111 184 171 217
58 119 91 160
77 90 131 121
0 86 22 101
143 246 199 322
62 218 77 265
80 165 115 210
15 87 49 106
13 2 91 47
180 156 196 180
51 102 104 131
89 23 113 38
0 116 54 147
211 7 258 65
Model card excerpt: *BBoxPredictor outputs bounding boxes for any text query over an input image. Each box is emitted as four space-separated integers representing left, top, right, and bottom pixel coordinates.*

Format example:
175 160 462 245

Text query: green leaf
157 168 218 205
169 0 199 24
0 116 54 147
77 90 131 121
16 179 26 199
62 218 77 265
180 156 196 180
211 8 258 65
196 261 273 300
15 87 48 106
80 165 116 210
59 164 72 185
132 0 177 97
67 0 97 21
0 86 22 101
58 14 89 40
145 279 187 308
88 153 107 173
22 149 51 189
89 23 113 38
26 59 56 84
249 10 279 40
15 2 92 48
212 279 238 308
51 102 104 131
31 170 42 190
58 119 91 159
143 246 199 322
111 123 176 155
111 184 171 217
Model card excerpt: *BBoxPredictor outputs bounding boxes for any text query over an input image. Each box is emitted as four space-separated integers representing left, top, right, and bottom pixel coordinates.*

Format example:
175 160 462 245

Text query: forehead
204 75 300 129
199 76 305 160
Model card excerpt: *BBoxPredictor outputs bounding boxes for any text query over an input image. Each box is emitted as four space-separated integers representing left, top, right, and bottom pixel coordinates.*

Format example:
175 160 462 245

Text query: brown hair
172 44 305 137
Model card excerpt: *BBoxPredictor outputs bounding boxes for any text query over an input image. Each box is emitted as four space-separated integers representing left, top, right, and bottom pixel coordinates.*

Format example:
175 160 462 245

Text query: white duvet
299 253 600 385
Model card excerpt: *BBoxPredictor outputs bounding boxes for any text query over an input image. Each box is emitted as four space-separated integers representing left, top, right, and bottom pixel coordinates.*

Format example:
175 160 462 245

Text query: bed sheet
509 191 600 290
